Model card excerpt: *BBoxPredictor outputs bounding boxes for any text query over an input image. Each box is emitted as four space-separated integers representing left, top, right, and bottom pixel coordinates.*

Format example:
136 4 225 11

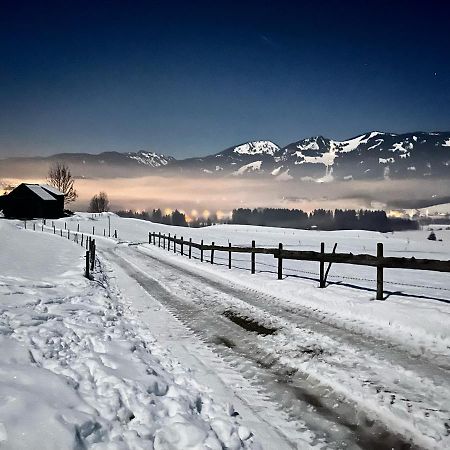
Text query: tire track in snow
105 244 446 449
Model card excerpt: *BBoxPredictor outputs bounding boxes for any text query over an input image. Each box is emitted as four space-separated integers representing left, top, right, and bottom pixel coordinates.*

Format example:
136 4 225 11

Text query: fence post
53 225 56 234
251 240 256 274
181 237 184 256
168 233 171 251
91 239 96 271
189 238 192 259
68 230 70 240
33 223 36 231
319 242 325 288
41 223 44 231
77 223 80 232
377 243 384 300
158 232 161 247
104 229 106 236
85 251 90 278
114 230 117 239
174 235 177 253
228 243 232 269
163 234 166 249
60 229 63 237
81 234 84 247
200 240 204 262
149 232 151 244
65 222 67 229
92 226 95 235
211 242 215 264
278 243 283 280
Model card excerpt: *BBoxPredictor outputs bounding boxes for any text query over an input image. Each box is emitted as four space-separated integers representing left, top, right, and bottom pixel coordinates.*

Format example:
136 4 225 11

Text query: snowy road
100 242 450 450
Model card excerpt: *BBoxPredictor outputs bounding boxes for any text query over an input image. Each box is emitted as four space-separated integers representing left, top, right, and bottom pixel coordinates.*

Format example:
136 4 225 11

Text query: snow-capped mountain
1 132 449 181
276 132 450 181
165 132 450 181
166 140 281 176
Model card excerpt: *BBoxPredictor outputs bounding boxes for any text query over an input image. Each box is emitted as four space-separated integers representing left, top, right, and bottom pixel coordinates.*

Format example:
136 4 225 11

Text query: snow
390 142 412 154
41 184 64 196
24 184 56 201
358 131 382 144
232 161 263 176
270 166 282 176
335 133 376 152
443 138 450 147
55 214 450 354
293 133 380 171
0 220 260 449
301 141 319 151
4 213 450 448
274 169 293 181
367 139 384 151
127 152 171 167
232 141 279 156
315 166 334 182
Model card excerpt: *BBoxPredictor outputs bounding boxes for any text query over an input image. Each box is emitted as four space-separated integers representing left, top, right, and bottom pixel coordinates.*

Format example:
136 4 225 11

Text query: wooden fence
147 231 450 300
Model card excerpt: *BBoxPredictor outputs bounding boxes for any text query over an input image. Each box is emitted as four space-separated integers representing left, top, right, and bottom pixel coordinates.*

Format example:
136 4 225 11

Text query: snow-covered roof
24 184 56 201
41 184 64 197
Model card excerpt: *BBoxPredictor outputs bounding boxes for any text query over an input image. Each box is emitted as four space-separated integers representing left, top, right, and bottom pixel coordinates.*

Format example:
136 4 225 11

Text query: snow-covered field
0 220 260 449
1 213 450 449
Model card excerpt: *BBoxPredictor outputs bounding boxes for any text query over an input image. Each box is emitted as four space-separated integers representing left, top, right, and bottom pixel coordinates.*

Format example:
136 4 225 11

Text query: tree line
116 209 189 227
231 208 418 232
115 207 418 232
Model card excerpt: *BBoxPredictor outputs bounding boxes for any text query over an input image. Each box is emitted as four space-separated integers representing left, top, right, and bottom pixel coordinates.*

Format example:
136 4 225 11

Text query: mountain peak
232 140 280 156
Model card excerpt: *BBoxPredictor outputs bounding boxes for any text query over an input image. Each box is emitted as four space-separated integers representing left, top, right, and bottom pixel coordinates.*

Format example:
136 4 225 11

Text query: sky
0 0 449 159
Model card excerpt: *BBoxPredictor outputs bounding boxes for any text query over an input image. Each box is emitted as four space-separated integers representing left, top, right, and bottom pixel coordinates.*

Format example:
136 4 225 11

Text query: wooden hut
0 183 65 219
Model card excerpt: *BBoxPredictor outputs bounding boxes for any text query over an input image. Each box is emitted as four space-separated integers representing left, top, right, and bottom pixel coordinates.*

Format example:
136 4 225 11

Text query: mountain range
1 131 449 181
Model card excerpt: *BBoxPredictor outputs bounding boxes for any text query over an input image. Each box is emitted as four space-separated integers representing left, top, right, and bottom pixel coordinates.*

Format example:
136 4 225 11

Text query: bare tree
89 192 110 213
47 162 78 205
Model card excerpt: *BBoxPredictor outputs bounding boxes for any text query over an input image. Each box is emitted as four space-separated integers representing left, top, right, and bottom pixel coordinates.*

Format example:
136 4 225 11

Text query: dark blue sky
1 0 449 158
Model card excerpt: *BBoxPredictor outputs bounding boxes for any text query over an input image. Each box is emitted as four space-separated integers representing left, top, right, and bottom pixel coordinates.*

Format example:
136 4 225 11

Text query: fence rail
148 231 450 300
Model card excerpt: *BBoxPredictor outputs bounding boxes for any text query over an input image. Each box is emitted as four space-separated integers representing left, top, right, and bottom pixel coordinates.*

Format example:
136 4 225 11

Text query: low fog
4 175 450 217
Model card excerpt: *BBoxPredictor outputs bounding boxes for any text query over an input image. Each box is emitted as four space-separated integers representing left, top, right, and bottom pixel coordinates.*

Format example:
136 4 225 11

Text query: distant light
202 209 210 219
